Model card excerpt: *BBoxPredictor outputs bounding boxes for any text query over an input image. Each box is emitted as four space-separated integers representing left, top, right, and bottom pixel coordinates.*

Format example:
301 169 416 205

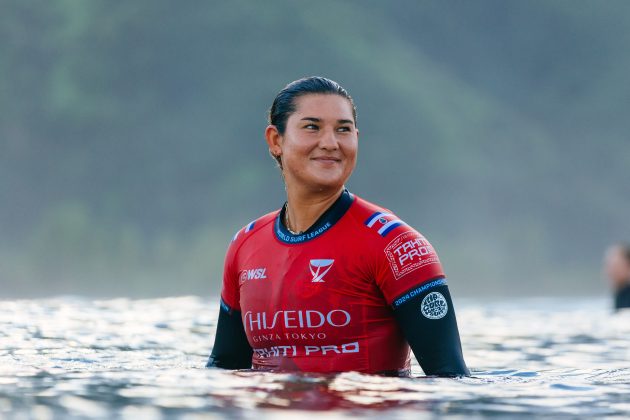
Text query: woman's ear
265 125 282 157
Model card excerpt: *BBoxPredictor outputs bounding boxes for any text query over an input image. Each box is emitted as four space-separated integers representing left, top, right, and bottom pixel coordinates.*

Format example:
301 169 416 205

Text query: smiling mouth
311 157 341 163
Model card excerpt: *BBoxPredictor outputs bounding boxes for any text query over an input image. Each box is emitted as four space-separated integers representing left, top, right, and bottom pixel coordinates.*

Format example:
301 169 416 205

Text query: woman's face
604 246 630 289
268 94 358 193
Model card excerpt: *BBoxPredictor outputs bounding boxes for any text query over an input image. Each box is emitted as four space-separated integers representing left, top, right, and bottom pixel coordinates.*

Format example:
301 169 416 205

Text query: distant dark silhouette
603 243 630 310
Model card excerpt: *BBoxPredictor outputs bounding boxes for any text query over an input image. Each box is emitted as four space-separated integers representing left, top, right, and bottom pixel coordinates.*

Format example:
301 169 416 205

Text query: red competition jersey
220 190 445 375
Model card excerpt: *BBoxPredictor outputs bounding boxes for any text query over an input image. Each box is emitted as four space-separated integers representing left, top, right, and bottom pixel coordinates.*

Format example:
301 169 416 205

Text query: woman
207 76 469 377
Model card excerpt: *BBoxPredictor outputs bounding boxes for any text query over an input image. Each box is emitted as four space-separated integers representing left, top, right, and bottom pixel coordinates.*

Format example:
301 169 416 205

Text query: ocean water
1 296 629 419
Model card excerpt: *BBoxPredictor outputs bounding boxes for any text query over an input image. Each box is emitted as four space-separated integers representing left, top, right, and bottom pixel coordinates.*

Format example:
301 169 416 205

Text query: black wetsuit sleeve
392 280 470 377
206 299 253 369
615 284 630 310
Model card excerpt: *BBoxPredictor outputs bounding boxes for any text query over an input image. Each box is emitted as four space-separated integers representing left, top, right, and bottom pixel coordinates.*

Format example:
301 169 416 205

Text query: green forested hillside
1 0 629 297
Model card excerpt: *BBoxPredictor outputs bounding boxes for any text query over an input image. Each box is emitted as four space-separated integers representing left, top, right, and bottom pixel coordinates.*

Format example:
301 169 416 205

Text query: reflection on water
0 296 629 418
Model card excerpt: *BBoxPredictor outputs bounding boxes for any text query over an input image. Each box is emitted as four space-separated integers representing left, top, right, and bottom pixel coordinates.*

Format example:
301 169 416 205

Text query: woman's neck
284 185 345 234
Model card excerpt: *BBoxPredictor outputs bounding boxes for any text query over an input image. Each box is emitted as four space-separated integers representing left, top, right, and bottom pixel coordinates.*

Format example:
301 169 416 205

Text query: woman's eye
337 126 351 132
304 124 318 130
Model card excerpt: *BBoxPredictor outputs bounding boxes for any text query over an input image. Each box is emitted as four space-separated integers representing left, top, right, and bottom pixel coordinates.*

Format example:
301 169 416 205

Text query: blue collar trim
274 189 354 244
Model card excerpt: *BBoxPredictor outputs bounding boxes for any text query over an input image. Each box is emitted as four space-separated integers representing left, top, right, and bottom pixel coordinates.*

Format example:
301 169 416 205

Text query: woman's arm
206 299 253 369
391 279 470 377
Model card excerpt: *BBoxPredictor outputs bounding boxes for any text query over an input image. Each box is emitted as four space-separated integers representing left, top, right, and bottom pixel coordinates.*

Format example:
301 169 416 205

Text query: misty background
1 0 629 298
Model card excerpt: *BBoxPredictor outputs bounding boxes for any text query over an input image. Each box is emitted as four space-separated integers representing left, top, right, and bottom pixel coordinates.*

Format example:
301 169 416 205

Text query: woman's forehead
291 94 355 121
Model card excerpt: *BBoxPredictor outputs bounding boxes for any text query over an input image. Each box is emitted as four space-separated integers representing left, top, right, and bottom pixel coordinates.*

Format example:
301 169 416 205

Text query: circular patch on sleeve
420 292 448 319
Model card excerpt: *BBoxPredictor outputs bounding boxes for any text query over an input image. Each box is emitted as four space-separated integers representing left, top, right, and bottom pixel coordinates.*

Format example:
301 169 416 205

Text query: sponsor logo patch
244 308 351 332
309 259 334 282
253 341 359 358
421 291 448 319
384 231 440 280
239 267 268 283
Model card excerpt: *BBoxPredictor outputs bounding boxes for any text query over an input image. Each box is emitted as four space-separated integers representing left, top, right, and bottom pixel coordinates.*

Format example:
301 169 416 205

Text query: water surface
1 296 629 418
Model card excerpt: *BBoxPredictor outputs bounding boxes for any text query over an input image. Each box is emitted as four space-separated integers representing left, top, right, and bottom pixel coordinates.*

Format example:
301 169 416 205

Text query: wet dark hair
268 76 357 168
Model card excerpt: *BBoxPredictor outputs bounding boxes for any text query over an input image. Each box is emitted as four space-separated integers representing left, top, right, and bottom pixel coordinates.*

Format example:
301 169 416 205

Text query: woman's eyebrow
300 117 354 125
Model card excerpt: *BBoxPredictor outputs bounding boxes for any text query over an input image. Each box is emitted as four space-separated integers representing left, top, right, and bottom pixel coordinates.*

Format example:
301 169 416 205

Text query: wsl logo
309 259 334 283
239 268 268 283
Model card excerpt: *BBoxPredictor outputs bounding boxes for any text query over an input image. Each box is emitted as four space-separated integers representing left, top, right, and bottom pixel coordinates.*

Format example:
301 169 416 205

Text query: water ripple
0 296 629 418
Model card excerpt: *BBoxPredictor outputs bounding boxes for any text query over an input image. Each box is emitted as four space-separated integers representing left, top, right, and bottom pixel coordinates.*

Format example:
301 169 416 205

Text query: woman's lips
311 156 341 162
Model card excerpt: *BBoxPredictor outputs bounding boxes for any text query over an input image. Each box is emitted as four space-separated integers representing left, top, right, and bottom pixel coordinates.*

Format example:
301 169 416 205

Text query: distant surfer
205 76 469 376
603 243 630 310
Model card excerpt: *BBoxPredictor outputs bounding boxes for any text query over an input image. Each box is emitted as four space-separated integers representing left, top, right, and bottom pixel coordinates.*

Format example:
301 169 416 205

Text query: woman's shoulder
350 193 393 215
228 210 278 247
348 194 444 283
348 194 418 240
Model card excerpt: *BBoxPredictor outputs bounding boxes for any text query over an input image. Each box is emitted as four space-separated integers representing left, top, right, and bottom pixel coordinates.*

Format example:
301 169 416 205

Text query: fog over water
2 1 630 298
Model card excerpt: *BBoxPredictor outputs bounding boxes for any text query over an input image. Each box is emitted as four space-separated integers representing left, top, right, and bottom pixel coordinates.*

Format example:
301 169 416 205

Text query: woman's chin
306 177 346 192
286 169 350 193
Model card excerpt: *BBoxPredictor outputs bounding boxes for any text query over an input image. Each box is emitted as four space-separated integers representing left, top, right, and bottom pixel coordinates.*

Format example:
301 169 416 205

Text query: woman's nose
319 129 339 150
